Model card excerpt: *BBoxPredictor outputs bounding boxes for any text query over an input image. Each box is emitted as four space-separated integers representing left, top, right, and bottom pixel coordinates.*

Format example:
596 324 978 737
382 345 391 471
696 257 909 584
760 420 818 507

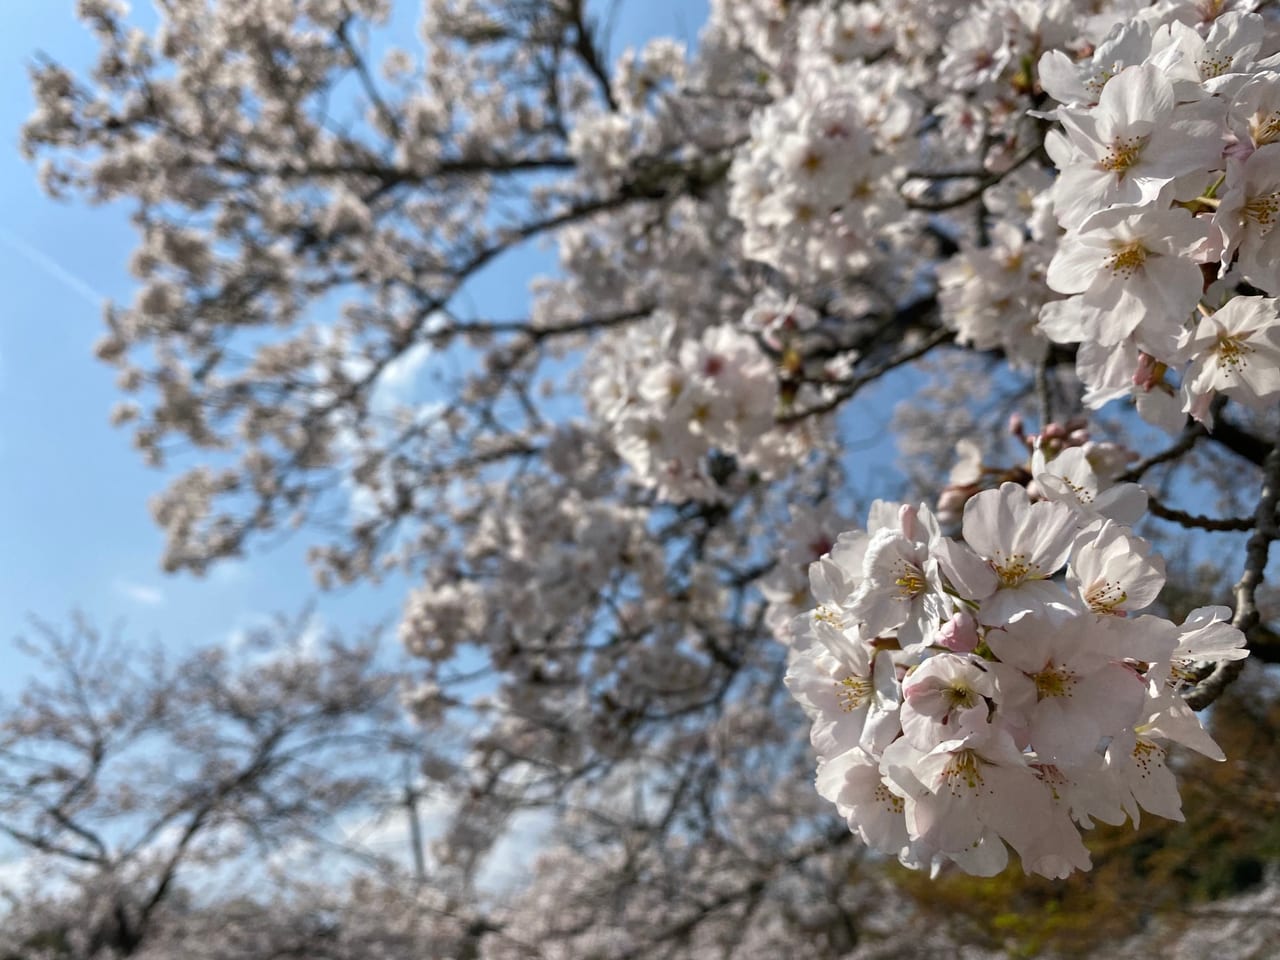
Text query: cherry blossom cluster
935 417 1138 527
936 210 1058 369
759 501 853 644
25 0 1280 939
1039 8 1280 428
586 318 809 501
399 449 657 667
727 52 917 284
787 457 1248 878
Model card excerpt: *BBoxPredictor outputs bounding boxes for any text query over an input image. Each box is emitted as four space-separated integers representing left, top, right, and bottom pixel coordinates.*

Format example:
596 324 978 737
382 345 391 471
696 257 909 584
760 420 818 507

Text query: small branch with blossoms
1186 438 1280 710
779 326 956 424
789 472 1251 878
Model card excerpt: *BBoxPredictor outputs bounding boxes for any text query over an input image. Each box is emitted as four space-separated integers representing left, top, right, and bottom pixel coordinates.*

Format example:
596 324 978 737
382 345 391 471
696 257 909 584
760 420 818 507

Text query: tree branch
1186 435 1280 710
1145 494 1254 532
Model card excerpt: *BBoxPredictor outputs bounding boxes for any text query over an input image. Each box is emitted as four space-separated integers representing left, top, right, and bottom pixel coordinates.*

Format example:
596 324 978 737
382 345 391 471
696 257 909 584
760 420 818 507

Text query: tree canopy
16 0 1280 955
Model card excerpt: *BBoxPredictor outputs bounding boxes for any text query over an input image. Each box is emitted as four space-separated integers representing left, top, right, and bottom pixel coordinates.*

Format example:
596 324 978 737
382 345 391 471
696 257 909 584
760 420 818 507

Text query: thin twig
1186 437 1280 710
1118 420 1207 483
778 326 954 424
1145 494 1253 532
904 145 1043 212
1035 348 1052 428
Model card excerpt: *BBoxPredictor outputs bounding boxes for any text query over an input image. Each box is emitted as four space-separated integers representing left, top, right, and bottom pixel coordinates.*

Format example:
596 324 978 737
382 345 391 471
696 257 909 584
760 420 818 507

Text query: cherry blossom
1182 295 1280 413
20 0 1279 912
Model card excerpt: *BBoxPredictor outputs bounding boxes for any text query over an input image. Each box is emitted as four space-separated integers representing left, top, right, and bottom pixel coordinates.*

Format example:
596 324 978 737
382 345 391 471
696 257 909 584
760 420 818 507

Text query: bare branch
1187 437 1280 710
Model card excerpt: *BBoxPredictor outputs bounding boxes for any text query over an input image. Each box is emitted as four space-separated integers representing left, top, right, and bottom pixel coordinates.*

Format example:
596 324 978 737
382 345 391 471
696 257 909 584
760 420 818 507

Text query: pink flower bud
937 611 979 653
936 487 969 525
1132 352 1166 392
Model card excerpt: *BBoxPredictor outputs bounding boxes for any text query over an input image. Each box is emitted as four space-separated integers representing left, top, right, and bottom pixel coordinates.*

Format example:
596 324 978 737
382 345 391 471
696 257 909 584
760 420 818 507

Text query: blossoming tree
21 0 1280 953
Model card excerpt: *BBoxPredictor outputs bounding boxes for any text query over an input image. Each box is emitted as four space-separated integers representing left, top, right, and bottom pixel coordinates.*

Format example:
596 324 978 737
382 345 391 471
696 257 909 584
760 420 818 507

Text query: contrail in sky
0 226 105 307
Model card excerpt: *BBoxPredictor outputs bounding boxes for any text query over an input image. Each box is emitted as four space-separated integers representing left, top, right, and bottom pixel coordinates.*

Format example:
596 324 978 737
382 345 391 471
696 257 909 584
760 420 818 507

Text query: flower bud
936 486 969 526
937 610 979 653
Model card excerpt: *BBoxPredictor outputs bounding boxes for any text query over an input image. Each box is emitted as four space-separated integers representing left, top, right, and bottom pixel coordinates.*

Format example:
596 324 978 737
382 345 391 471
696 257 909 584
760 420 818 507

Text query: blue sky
0 0 707 692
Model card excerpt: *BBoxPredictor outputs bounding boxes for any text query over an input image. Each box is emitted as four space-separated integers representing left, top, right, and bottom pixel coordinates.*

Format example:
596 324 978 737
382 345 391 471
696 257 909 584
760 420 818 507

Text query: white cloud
222 611 327 661
477 808 551 894
372 341 433 412
114 578 165 606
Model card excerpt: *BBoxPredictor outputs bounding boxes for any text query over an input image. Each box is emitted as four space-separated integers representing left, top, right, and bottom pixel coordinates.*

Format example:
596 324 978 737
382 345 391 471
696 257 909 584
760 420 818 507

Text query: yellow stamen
836 675 873 712
1215 334 1253 374
1244 192 1280 236
1034 665 1077 699
1107 242 1148 278
1099 135 1147 176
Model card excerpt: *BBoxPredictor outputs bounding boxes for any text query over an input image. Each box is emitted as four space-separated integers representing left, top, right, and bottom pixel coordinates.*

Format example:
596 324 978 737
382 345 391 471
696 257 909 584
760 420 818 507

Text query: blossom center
993 553 1033 587
1107 241 1148 278
894 561 927 599
1033 665 1077 699
1098 135 1147 177
1084 578 1127 614
1061 475 1094 503
941 748 983 795
800 150 825 175
1214 333 1253 373
1083 66 1118 100
1244 192 1280 236
1196 52 1233 80
813 605 847 628
874 781 905 814
1131 737 1161 773
1251 110 1280 147
836 675 873 712
945 681 979 710
1035 763 1067 801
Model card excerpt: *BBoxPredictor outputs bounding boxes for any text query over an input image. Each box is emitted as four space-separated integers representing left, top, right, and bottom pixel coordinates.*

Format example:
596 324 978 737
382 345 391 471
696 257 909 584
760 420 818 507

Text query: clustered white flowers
757 0 1280 880
787 449 1248 878
1039 8 1280 428
32 0 1280 929
585 315 829 502
728 56 917 284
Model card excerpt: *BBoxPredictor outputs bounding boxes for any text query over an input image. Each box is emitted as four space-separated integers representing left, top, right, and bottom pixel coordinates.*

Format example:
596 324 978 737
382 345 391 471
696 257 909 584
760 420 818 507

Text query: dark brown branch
1187 436 1280 710
334 17 401 140
566 0 618 112
1118 420 1207 483
779 325 954 424
1145 494 1253 532
905 144 1044 212
1207 414 1272 467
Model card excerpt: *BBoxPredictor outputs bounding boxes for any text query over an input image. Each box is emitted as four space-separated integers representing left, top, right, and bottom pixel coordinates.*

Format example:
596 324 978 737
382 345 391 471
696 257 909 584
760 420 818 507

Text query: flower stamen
1244 192 1280 236
1107 241 1148 278
1033 665 1077 699
1099 135 1147 177
836 675 873 712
